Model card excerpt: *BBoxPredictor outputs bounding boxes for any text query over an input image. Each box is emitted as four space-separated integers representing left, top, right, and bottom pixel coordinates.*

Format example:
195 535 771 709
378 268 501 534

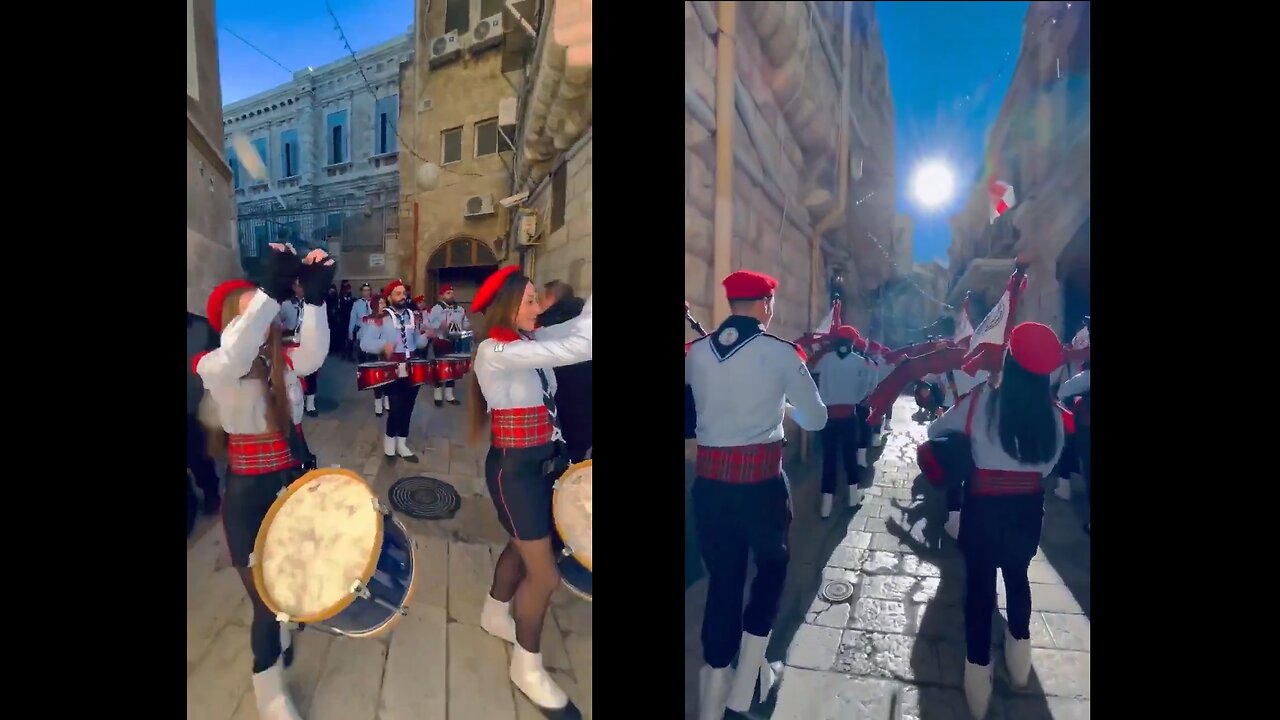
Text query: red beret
440 284 454 293
1008 322 1063 376
834 325 861 342
205 279 256 333
413 295 426 305
473 265 522 314
723 270 778 301
383 279 405 298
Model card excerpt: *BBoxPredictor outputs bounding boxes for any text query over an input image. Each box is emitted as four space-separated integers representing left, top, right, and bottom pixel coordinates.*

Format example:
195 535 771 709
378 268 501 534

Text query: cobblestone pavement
187 354 592 720
685 395 1090 719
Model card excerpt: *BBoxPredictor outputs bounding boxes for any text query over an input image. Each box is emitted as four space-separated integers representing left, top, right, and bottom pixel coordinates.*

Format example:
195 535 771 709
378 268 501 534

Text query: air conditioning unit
429 31 460 67
469 14 503 53
418 98 434 113
498 97 518 128
464 194 496 218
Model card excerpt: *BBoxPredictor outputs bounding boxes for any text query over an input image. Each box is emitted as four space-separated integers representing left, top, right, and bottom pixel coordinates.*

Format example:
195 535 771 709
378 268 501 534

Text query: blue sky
217 0 414 105
877 1 1029 264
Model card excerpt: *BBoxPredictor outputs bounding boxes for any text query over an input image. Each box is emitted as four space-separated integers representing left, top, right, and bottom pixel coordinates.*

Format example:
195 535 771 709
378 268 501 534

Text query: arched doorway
425 236 500 310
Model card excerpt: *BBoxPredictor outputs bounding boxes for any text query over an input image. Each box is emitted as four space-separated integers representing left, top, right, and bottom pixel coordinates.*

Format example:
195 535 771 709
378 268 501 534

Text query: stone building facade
221 33 414 288
947 1 1089 334
187 0 239 316
684 1 896 346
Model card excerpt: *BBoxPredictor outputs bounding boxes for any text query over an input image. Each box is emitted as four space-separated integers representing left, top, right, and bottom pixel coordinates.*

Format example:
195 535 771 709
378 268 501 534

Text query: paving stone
448 622 517 720
785 624 843 670
849 598 910 634
448 541 495 625
380 604 447 720
772 668 902 719
310 637 388 720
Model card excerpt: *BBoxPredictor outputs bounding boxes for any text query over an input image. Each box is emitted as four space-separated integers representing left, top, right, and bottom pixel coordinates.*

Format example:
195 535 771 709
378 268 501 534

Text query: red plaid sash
490 407 555 449
971 468 1042 496
227 427 301 475
696 442 784 484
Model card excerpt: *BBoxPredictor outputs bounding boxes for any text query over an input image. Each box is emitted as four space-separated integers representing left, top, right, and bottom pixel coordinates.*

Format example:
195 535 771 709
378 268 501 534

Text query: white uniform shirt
427 301 471 335
927 389 1064 475
196 291 329 433
686 321 827 447
813 351 873 407
1058 370 1090 400
474 296 593 439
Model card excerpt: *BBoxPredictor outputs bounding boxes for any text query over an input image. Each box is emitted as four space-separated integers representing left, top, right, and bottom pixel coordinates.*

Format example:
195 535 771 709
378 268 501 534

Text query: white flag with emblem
814 306 835 335
969 288 1011 353
954 304 974 344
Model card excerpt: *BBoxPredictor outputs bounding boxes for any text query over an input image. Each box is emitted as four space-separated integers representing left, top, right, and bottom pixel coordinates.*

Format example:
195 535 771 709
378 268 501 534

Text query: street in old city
187 359 593 720
685 395 1090 719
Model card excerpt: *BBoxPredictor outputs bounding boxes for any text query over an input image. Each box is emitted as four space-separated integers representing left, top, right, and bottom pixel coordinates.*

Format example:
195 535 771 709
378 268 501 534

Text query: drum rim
357 361 399 368
334 515 422 639
251 467 385 624
551 459 592 572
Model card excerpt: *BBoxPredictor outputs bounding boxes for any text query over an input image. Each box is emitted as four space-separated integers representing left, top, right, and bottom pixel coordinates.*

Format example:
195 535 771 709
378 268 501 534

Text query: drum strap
534 368 569 472
285 421 317 471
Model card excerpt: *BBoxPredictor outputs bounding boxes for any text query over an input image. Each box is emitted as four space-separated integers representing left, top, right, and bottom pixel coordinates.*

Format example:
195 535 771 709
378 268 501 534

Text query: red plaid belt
971 469 1043 496
490 407 555 449
827 404 857 419
227 426 302 475
696 442 784 484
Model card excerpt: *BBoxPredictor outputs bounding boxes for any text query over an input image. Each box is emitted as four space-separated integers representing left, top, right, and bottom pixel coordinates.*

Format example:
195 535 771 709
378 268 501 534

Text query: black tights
963 553 1032 666
234 567 283 673
489 538 560 652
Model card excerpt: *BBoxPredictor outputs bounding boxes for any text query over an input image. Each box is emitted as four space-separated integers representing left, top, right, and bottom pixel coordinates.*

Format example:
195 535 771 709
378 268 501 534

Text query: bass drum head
552 460 592 572
253 469 383 624
559 554 592 602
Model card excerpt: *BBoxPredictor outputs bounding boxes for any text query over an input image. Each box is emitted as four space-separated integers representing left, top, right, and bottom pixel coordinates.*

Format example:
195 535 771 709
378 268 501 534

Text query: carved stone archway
424 236 500 302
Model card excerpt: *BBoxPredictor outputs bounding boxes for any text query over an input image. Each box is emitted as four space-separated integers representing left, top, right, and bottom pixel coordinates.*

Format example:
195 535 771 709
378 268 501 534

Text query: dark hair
543 280 575 303
985 350 1060 464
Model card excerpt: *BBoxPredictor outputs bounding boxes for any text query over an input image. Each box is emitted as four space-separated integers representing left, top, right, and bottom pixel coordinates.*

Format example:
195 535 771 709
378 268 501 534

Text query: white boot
848 484 863 507
433 386 444 405
304 395 316 413
820 493 834 519
279 623 294 666
383 395 391 411
510 645 569 710
374 396 384 416
480 595 516 643
699 665 733 720
726 632 777 712
396 437 418 461
1054 477 1072 501
444 385 459 405
856 448 868 467
870 431 881 447
944 510 961 540
963 660 993 719
384 436 396 457
1004 629 1032 687
252 659 302 720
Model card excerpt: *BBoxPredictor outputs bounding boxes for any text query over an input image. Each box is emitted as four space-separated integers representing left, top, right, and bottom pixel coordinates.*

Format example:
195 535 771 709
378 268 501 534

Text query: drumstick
684 302 708 337
230 133 288 210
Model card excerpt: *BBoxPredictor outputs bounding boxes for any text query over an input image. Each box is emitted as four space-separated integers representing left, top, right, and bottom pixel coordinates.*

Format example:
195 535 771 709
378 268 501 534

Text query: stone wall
529 137 592 294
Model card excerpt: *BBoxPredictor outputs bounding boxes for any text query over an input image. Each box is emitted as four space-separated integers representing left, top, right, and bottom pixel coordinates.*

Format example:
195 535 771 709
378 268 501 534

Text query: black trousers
959 493 1043 665
1056 433 1078 478
821 415 861 494
385 377 420 437
692 475 792 668
304 370 319 398
185 415 221 501
854 405 871 449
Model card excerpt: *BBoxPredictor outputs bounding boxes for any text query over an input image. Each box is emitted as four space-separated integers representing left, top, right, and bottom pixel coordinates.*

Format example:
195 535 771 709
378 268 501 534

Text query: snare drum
552 460 592 602
407 359 436 387
252 468 419 638
357 362 399 391
439 353 472 382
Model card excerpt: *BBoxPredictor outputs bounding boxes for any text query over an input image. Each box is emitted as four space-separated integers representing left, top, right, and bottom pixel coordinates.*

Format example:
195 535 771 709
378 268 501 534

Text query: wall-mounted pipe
712 1 737 325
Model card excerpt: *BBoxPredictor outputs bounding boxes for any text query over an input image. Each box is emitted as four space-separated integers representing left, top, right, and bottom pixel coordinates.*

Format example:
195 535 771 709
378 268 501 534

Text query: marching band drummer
360 280 435 461
925 322 1068 719
464 265 592 714
358 294 390 417
279 283 321 418
348 282 374 360
812 325 873 518
428 283 472 406
687 270 826 720
193 244 334 720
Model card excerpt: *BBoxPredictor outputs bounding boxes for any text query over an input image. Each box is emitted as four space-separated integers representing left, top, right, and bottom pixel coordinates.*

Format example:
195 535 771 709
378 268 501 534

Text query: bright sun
910 161 957 209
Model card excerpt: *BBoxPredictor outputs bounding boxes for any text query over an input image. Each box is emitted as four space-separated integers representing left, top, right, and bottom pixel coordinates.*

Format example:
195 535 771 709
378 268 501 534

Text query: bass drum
552 460 592 602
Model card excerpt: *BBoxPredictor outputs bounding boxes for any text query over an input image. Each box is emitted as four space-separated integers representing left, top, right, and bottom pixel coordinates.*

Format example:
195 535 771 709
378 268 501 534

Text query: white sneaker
384 436 396 457
304 395 316 412
726 632 777 712
699 665 732 720
510 646 569 710
444 386 459 404
856 448 868 467
820 493 834 519
848 484 863 507
944 510 961 540
252 659 302 720
374 397 384 416
1053 477 1072 501
396 437 418 460
963 660 992 719
870 432 881 447
383 395 391 411
1004 629 1032 687
480 595 516 643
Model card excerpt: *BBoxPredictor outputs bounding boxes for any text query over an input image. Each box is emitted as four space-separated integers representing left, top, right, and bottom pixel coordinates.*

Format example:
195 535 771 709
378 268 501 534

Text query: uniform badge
718 327 739 345
494 343 505 352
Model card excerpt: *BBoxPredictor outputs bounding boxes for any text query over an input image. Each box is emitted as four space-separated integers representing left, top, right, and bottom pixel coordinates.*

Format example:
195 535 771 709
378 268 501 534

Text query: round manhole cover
388 476 461 520
820 579 855 603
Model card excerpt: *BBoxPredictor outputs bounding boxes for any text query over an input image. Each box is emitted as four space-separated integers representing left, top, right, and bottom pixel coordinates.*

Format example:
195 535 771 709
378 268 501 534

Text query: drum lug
274 611 293 623
371 498 390 515
561 546 573 558
350 581 372 600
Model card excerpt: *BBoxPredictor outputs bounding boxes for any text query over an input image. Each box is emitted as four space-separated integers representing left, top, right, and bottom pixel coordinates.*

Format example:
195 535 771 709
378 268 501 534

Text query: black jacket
538 298 592 459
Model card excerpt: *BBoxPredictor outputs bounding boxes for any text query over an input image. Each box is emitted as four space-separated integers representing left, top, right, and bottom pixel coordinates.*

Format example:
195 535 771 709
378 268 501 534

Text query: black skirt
221 468 304 567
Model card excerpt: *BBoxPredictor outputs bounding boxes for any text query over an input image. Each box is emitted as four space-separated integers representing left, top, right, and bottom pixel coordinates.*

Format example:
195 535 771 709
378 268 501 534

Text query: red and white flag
961 269 1028 375
954 295 974 344
1070 326 1089 349
814 306 835 335
988 178 1016 224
